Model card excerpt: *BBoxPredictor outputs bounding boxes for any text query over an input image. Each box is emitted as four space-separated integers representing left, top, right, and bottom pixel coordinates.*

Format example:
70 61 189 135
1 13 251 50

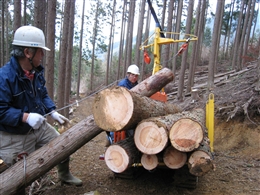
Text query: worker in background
106 64 140 146
0 26 82 192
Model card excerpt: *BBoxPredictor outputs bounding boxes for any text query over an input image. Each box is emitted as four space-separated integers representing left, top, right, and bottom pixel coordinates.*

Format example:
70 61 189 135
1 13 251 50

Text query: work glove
51 111 70 124
26 113 45 129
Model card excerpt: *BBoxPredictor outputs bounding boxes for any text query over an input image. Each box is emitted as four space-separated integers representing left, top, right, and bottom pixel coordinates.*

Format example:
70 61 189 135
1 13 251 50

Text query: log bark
169 108 205 152
163 146 187 169
131 67 174 96
93 86 181 131
105 137 140 173
0 115 103 195
188 137 214 176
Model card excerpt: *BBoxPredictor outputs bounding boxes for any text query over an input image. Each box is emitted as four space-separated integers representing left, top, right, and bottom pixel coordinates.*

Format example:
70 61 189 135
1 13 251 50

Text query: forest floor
30 62 259 195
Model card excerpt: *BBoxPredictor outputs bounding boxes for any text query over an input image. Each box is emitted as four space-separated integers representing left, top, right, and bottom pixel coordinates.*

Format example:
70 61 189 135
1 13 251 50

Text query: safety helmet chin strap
28 48 38 73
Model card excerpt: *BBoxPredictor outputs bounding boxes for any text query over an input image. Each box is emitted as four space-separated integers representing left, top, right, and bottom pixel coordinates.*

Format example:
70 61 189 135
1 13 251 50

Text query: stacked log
102 106 214 177
92 68 214 178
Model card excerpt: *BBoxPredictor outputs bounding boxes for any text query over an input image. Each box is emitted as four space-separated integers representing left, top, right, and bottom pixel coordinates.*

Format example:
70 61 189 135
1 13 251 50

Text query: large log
0 68 175 195
0 115 103 195
93 86 181 131
105 137 140 173
188 137 215 176
134 109 205 155
130 67 174 96
169 108 205 152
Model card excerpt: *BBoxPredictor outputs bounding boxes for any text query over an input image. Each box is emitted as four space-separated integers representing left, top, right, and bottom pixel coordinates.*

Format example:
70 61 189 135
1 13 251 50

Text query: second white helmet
127 64 140 75
12 25 50 51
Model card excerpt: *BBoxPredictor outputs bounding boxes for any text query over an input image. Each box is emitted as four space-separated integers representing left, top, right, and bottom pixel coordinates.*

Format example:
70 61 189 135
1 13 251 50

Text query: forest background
0 0 259 119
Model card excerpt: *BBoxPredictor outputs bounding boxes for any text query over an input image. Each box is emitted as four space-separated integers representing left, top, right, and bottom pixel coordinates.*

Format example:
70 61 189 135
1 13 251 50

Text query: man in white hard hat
106 64 140 146
0 26 82 192
118 64 140 89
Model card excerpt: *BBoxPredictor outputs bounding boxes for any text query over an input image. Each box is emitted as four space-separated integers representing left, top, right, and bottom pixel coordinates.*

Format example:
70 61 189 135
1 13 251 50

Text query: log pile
93 85 215 177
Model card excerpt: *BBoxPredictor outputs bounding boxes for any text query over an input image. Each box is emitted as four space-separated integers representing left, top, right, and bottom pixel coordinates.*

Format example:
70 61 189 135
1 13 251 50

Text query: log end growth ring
134 121 168 154
169 118 204 152
93 87 134 131
141 154 158 170
163 146 187 169
105 145 129 173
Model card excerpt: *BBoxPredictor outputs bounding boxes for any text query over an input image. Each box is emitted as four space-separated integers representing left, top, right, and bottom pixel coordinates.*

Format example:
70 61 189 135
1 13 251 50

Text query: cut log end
141 154 158 170
188 150 214 177
105 145 130 173
163 146 187 169
134 121 168 154
169 118 204 152
93 87 134 131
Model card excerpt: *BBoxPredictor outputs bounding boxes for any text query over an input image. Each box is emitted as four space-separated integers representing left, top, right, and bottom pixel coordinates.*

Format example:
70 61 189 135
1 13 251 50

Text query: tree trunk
45 0 56 100
169 108 205 152
93 86 181 131
163 146 187 169
188 138 214 176
0 115 103 195
105 137 140 173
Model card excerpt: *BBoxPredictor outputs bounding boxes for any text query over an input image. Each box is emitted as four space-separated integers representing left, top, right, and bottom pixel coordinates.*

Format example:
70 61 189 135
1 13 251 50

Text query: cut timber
93 86 181 131
131 67 174 96
169 109 205 152
134 121 169 155
163 146 187 169
105 137 140 173
188 138 214 177
141 154 158 170
0 115 103 195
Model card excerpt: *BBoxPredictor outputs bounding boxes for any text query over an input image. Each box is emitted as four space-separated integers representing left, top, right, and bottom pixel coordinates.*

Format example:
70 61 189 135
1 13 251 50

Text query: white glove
26 113 45 129
51 111 69 124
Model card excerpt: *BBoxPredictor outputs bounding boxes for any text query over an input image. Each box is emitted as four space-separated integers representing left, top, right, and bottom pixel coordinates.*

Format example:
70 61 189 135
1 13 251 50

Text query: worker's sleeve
0 76 23 127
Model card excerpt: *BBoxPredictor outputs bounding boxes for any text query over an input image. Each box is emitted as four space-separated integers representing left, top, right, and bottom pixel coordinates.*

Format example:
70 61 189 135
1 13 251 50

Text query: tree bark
93 86 181 131
188 138 214 176
169 108 205 152
105 137 140 173
0 115 103 195
163 146 187 169
131 67 174 97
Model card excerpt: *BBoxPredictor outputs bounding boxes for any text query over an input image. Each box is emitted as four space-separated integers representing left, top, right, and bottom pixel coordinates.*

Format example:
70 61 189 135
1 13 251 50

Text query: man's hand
26 113 45 129
51 111 70 124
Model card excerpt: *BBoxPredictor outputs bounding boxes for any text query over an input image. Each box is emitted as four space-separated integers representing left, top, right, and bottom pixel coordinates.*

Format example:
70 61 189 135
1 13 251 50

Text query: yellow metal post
206 93 214 152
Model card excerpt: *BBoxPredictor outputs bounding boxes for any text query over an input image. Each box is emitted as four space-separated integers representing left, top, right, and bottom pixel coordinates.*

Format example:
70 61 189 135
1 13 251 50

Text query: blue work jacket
118 77 138 90
0 56 56 134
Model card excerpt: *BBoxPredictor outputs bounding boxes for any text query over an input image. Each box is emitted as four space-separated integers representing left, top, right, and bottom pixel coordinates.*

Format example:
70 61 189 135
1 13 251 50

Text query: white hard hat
127 64 140 75
12 26 50 51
